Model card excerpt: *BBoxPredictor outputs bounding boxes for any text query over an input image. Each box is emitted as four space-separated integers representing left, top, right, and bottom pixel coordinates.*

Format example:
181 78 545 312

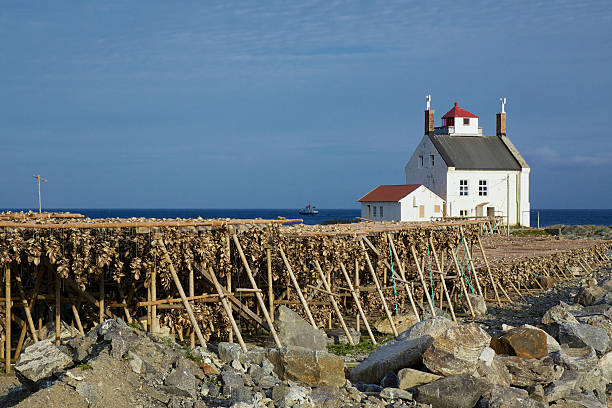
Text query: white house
358 184 444 222
404 97 530 226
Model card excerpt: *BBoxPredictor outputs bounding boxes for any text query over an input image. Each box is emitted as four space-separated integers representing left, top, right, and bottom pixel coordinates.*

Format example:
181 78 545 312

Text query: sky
1 1 611 209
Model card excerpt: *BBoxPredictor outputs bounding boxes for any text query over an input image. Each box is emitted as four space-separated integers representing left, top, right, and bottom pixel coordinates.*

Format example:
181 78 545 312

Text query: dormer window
463 118 470 125
419 155 423 167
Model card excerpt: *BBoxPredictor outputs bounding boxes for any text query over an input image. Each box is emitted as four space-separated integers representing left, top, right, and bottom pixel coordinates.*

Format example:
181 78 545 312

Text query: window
459 210 468 216
380 206 384 218
459 180 468 196
367 205 371 217
479 180 487 196
419 155 423 167
430 154 435 166
463 118 470 125
373 206 377 217
434 205 440 213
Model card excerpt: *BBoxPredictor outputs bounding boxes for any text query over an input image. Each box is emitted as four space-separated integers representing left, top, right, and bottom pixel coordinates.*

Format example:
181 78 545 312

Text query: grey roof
428 134 524 170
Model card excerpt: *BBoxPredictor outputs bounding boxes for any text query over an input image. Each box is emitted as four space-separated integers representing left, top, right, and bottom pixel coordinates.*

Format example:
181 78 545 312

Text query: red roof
442 102 478 119
358 185 422 202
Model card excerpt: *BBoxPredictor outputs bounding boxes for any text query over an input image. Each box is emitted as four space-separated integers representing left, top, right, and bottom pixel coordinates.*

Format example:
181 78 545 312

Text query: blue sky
1 1 611 209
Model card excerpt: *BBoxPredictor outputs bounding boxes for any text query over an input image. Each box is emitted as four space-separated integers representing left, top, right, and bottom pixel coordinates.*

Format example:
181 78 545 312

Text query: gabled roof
428 134 523 170
358 185 421 202
442 102 478 119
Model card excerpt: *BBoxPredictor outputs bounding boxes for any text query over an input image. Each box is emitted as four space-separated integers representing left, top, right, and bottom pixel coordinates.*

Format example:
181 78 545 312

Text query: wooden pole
117 286 132 324
225 234 233 343
157 237 207 347
410 245 436 315
340 262 376 344
459 227 483 296
360 240 398 337
232 233 282 348
450 248 475 318
71 304 85 336
55 272 61 345
99 274 104 324
14 266 45 348
189 266 195 348
5 266 11 373
387 234 420 321
207 267 247 352
508 280 526 301
314 260 354 346
267 248 274 322
428 238 456 322
151 268 157 332
147 285 151 331
14 271 38 342
496 281 513 304
355 259 360 332
278 246 318 329
476 235 502 307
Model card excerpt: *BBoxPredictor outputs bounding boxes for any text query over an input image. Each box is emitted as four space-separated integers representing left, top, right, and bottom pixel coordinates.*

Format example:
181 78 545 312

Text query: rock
75 381 101 406
325 326 361 345
544 370 580 403
527 384 547 404
498 355 564 387
35 320 82 344
490 327 548 359
95 319 137 360
397 316 456 341
374 313 419 335
542 304 579 326
349 335 433 384
218 342 243 363
550 346 598 372
15 339 74 386
310 386 341 407
562 391 607 408
474 354 512 387
558 322 610 355
266 346 345 387
421 306 452 320
597 351 612 383
128 352 144 374
576 314 612 341
422 322 492 376
221 368 251 404
465 294 487 316
200 362 219 375
478 346 495 366
599 278 612 293
164 368 197 398
486 385 544 408
538 276 555 290
380 371 399 388
380 387 413 400
272 383 311 407
414 374 490 408
397 368 441 389
523 324 561 354
576 286 606 306
272 305 328 351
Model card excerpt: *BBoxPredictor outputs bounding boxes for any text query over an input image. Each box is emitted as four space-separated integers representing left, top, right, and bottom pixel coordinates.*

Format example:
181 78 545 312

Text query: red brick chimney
496 97 507 136
425 95 434 135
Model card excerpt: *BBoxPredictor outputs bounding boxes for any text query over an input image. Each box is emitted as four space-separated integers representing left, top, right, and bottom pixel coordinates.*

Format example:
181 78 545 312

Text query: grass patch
184 350 204 364
77 363 93 371
327 337 384 356
128 322 142 330
511 229 551 237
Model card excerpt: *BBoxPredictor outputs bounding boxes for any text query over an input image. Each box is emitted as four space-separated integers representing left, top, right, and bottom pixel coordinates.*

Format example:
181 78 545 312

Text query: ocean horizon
2 208 612 227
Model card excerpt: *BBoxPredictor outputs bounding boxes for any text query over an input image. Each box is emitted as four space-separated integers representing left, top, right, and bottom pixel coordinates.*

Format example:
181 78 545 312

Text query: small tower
424 95 434 136
496 98 507 136
440 102 481 135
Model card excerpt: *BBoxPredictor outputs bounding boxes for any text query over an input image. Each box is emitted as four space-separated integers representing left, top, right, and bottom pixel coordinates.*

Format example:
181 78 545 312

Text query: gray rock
256 375 279 389
397 368 441 389
380 371 400 388
544 370 580 402
34 320 81 344
562 390 607 408
15 339 74 385
598 278 612 293
499 355 564 387
486 385 544 408
349 335 433 384
310 386 341 407
558 322 610 355
541 304 579 327
550 346 598 372
374 313 419 335
128 351 144 374
218 342 243 363
75 381 101 406
165 367 197 398
325 326 361 345
597 350 612 383
272 305 328 351
414 374 490 408
380 387 413 400
67 335 96 362
474 354 512 387
266 345 345 387
421 306 452 320
221 368 252 404
397 316 457 341
576 285 606 306
272 383 311 407
95 319 137 359
465 293 487 316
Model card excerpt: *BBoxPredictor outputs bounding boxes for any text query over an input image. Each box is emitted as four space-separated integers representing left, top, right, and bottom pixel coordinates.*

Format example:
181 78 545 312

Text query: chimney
496 97 507 136
425 94 434 135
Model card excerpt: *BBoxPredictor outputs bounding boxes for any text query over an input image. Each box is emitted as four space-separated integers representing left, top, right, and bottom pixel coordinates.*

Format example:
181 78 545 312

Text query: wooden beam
387 233 420 321
207 267 247 352
339 262 376 344
410 245 436 316
428 238 456 322
5 266 11 373
476 235 502 307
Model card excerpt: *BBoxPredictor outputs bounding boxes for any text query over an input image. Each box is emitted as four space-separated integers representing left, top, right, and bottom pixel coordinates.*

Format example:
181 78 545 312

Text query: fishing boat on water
299 204 319 215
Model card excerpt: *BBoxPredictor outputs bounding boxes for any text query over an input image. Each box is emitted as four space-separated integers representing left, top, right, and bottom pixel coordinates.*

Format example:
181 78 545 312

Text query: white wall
360 186 444 222
360 202 401 221
446 169 530 226
405 135 448 200
451 116 479 135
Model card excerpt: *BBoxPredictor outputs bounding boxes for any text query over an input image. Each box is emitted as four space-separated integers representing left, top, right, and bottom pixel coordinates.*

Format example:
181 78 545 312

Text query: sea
2 208 612 227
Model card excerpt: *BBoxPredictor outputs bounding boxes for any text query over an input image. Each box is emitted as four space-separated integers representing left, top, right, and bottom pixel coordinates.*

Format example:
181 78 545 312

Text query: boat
299 204 319 215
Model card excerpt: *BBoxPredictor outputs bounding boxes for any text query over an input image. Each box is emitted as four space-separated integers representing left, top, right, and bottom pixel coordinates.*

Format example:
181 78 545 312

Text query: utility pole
33 174 47 214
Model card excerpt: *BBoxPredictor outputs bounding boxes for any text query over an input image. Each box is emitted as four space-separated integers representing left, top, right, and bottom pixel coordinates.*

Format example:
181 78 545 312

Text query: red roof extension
442 102 478 119
358 185 421 202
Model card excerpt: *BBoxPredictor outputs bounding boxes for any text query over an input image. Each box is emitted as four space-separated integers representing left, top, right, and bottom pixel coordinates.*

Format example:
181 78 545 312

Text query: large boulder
397 368 441 389
164 367 197 398
271 306 327 351
266 346 345 387
575 285 606 306
576 314 612 341
397 316 456 341
558 322 610 356
498 355 563 387
541 304 579 326
414 374 490 408
15 339 74 386
550 346 598 372
523 324 561 354
422 322 491 376
484 385 545 408
374 313 419 335
465 294 487 316
474 351 512 387
490 327 548 359
349 335 433 384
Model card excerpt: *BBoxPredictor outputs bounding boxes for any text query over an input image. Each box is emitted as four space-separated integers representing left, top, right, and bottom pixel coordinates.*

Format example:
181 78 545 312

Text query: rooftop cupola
436 102 481 136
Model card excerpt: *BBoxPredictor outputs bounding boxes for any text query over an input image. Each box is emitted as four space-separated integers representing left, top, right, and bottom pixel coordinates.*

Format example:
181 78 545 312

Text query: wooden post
71 304 85 336
5 266 11 373
508 280 526 301
151 268 157 332
189 266 195 348
226 234 233 343
157 237 207 347
208 267 247 352
314 261 354 346
55 272 61 345
99 274 104 324
410 245 436 315
476 236 502 307
267 248 274 322
428 238 456 322
340 262 376 344
232 233 282 348
496 281 513 304
278 246 318 329
459 227 483 296
117 286 132 324
14 267 45 347
387 234 420 321
360 240 398 337
355 259 360 332
14 271 38 343
147 285 151 331
450 248 475 318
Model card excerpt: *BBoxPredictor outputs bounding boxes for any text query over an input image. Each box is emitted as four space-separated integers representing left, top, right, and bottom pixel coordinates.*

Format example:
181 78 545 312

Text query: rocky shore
1 253 612 407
